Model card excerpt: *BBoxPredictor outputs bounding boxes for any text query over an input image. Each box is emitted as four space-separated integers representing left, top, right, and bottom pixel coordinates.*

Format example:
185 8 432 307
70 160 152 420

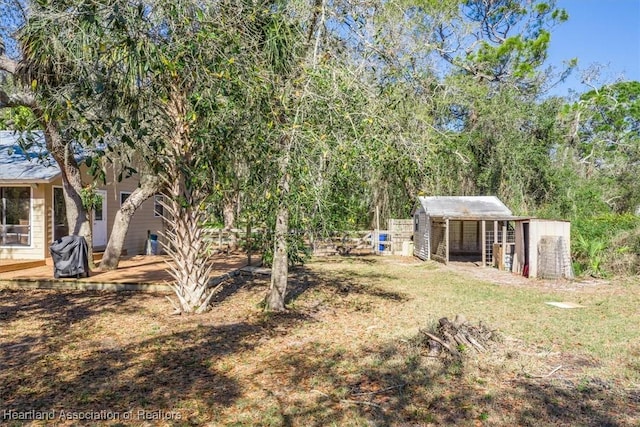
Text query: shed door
92 190 107 248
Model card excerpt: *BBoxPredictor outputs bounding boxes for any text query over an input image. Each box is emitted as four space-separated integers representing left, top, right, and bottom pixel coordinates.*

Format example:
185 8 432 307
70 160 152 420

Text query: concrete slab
545 301 586 309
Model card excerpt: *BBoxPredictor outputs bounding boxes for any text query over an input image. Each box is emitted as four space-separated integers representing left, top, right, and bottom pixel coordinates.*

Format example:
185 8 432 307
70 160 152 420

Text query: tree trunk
161 86 216 314
265 146 291 312
163 182 216 314
51 132 93 263
41 116 93 265
222 193 238 250
266 202 289 311
99 173 162 270
246 220 252 266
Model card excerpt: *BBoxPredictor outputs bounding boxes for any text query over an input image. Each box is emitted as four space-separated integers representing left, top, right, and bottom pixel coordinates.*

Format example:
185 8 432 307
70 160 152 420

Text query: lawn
1 256 638 426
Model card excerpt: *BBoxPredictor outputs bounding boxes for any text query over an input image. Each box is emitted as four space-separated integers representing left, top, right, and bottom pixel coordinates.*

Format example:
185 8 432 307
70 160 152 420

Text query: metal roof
416 196 514 219
0 131 61 183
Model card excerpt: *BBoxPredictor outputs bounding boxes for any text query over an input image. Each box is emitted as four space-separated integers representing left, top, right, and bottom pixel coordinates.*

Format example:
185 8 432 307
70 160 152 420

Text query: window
94 195 104 220
120 192 131 206
414 214 420 232
1 187 31 246
154 194 164 218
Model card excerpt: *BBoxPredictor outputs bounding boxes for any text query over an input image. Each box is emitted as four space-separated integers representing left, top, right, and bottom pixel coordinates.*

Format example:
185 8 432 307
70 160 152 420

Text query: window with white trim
1 187 31 246
154 194 164 218
120 192 131 206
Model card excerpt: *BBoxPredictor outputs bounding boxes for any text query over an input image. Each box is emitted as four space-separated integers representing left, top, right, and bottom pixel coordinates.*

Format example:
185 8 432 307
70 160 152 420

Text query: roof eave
435 215 529 221
0 173 61 185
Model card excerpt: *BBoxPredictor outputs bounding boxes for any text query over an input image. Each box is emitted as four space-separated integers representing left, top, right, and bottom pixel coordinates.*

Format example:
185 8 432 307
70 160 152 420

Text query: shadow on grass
0 289 140 325
284 267 408 306
1 326 245 424
212 262 408 308
212 272 268 304
0 290 143 367
248 333 636 427
2 272 636 426
1 293 312 425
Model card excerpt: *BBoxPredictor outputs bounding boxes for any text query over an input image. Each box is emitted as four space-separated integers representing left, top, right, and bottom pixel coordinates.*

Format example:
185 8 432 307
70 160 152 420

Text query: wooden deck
0 254 251 292
0 259 47 274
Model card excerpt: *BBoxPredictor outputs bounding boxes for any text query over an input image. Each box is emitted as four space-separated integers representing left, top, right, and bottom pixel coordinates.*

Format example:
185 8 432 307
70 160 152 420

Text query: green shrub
572 214 640 277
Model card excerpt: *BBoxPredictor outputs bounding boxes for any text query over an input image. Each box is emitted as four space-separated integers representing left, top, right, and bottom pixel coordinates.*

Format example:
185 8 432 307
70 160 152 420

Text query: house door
52 187 69 241
92 190 107 248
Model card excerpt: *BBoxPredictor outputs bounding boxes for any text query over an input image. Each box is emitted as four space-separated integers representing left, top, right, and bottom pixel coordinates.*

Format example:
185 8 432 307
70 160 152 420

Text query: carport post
481 220 486 267
445 218 450 264
493 220 498 265
501 221 507 270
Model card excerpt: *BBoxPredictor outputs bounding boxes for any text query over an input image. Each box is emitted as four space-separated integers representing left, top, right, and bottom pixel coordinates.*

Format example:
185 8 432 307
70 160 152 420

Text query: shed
413 196 518 265
512 219 573 279
412 196 573 279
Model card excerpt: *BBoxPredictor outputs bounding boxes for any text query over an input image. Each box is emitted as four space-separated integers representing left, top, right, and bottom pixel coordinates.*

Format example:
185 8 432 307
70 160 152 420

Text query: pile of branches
419 315 497 358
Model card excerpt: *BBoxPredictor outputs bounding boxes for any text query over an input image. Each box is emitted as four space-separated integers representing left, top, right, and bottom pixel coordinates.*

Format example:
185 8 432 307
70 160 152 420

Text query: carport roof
415 196 517 220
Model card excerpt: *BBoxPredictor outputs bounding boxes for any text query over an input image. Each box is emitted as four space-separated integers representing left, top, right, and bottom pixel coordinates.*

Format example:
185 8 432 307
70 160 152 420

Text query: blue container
147 233 159 255
379 233 387 251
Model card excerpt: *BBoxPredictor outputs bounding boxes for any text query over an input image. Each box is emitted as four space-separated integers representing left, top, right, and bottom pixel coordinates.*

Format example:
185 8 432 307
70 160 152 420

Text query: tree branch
0 87 38 109
0 54 18 74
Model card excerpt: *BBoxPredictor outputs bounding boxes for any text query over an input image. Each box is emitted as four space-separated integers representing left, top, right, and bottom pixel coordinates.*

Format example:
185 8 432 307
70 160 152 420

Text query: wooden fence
202 221 414 257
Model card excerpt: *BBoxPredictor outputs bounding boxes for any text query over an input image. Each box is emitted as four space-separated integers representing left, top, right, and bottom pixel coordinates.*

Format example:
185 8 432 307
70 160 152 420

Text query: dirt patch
441 260 616 293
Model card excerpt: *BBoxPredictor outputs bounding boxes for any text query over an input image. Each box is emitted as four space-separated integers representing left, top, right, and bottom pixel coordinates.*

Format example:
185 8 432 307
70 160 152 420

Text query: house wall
45 166 164 257
0 184 48 260
93 167 164 256
413 209 430 260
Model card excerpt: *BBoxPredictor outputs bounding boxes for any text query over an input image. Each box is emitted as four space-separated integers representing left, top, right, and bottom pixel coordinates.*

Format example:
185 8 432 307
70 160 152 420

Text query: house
0 131 165 261
413 196 572 279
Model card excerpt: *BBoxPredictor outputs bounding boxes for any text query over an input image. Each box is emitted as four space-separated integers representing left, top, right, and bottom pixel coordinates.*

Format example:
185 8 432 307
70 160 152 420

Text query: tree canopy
1 0 638 308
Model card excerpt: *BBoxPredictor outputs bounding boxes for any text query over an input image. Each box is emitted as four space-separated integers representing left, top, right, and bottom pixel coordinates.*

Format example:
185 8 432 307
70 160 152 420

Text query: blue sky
545 0 640 97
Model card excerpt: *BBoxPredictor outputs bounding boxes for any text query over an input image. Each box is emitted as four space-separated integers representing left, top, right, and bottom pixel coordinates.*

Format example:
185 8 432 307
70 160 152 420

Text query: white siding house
0 131 164 261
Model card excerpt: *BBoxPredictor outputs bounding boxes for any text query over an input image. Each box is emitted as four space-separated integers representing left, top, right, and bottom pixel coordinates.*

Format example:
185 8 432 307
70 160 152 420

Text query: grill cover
50 235 90 279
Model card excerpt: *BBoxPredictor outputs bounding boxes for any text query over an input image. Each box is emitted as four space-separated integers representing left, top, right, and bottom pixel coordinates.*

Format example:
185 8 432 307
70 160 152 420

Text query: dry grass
1 255 639 426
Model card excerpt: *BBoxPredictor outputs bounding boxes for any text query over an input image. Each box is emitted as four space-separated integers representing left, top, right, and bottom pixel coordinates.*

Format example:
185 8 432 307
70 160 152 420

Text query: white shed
512 218 573 279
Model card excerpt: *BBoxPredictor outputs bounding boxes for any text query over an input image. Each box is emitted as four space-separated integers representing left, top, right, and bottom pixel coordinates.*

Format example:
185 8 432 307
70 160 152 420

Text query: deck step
0 260 47 273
